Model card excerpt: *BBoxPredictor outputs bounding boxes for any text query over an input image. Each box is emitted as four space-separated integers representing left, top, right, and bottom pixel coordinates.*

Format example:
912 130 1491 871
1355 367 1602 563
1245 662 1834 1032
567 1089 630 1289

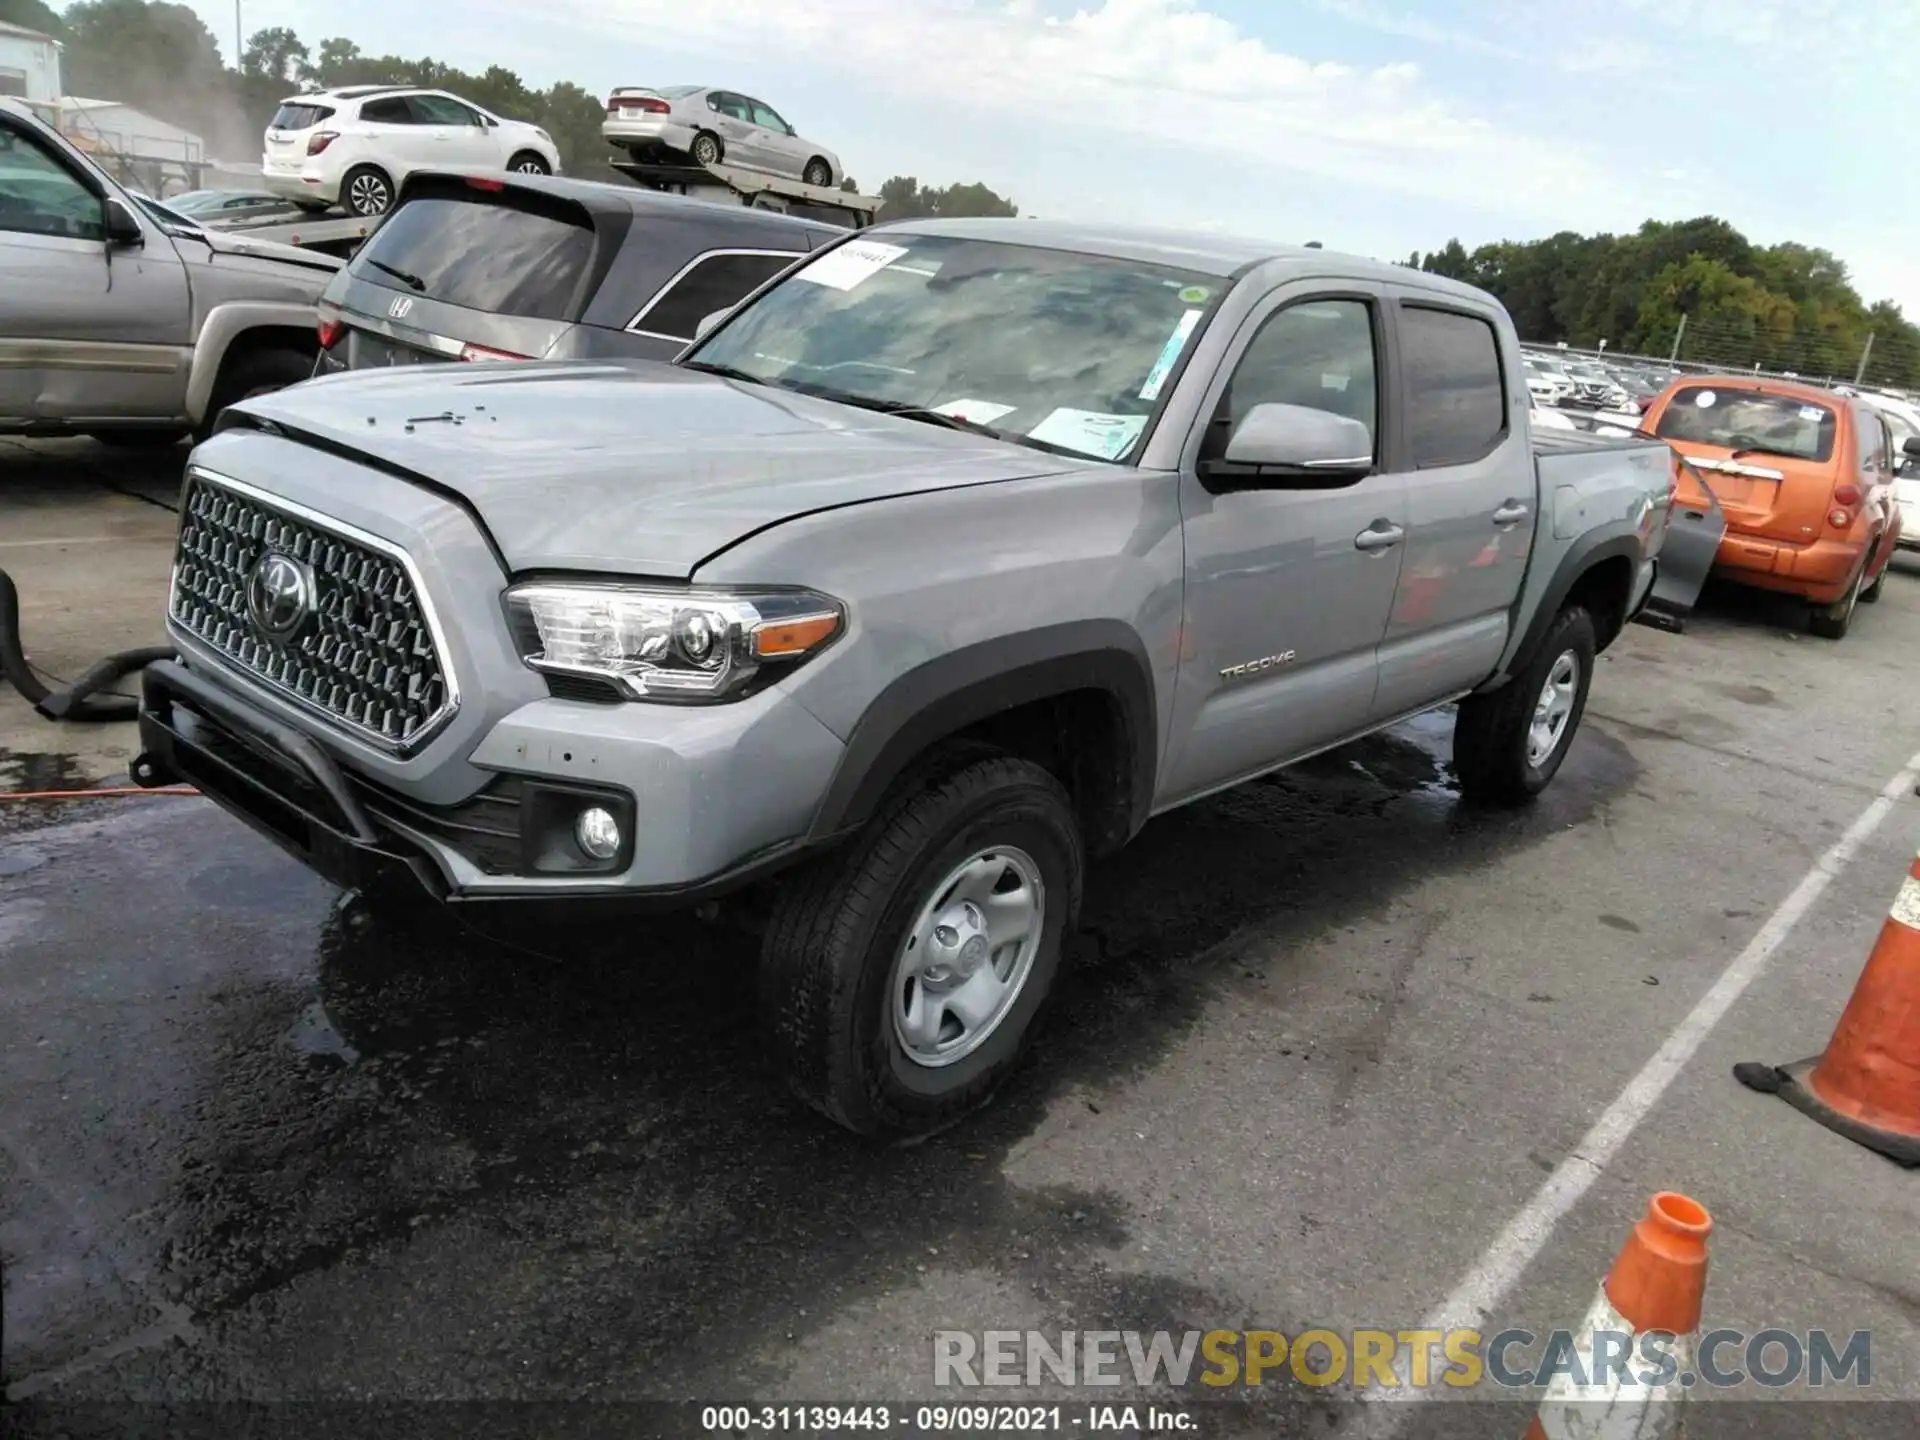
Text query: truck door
1160 284 1408 803
0 113 191 424
1370 293 1534 717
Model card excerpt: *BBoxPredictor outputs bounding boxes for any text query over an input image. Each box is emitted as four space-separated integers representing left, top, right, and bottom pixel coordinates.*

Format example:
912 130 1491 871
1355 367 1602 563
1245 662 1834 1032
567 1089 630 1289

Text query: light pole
234 1 242 69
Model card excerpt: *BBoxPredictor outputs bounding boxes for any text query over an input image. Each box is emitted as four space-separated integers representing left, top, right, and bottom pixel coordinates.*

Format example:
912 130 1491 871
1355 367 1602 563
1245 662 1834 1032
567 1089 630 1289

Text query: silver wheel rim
349 173 387 213
1527 649 1580 768
889 846 1045 1069
515 159 544 172
806 165 828 186
694 137 718 164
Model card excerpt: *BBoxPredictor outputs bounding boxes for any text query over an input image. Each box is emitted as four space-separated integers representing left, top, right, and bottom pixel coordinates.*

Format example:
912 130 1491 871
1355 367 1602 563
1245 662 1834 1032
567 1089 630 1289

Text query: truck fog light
575 806 622 860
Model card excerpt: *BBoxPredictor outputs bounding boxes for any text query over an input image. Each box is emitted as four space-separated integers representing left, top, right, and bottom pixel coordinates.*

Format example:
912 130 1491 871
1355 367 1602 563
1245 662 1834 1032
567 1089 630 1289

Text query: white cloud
502 0 1638 225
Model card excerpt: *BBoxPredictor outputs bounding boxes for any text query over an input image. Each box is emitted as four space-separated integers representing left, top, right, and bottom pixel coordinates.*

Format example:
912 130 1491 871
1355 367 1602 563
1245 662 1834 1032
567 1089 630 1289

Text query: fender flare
806 620 1159 846
1485 532 1645 691
186 302 321 423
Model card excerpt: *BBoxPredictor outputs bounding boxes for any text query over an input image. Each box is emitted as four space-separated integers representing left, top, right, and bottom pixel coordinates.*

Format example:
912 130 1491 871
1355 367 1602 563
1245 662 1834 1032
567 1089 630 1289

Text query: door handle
1354 522 1405 552
1492 502 1530 526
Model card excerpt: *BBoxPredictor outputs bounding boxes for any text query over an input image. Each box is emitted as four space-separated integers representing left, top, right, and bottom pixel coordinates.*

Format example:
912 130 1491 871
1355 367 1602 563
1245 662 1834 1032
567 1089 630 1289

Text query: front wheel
1453 605 1597 806
757 751 1084 1139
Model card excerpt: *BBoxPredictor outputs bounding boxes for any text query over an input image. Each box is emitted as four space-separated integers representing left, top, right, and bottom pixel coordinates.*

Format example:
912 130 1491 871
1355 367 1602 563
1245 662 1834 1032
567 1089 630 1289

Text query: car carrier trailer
609 157 883 228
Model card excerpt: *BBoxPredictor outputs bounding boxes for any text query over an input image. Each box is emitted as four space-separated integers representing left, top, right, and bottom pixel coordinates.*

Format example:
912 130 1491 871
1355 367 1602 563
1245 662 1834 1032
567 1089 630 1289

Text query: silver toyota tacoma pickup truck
134 220 1674 1137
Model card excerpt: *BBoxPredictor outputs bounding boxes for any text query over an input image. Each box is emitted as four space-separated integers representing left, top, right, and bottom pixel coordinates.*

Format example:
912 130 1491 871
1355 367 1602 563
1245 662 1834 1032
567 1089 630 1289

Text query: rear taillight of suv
608 94 669 114
307 130 339 156
317 302 342 351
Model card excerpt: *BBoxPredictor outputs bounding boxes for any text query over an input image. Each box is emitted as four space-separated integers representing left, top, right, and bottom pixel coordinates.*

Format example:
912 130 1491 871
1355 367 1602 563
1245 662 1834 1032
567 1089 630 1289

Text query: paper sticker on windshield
1797 405 1826 422
1693 389 1717 408
1321 372 1351 393
1139 309 1204 402
1029 408 1148 461
1178 286 1211 304
935 397 1018 425
794 240 910 291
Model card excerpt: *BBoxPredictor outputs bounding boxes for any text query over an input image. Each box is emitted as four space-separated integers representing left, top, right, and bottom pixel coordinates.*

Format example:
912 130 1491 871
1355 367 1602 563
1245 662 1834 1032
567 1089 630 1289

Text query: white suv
261 87 562 218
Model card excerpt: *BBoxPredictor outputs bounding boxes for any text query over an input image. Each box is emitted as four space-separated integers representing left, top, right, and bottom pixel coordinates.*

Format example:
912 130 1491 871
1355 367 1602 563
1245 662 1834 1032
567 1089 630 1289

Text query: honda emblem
388 297 414 319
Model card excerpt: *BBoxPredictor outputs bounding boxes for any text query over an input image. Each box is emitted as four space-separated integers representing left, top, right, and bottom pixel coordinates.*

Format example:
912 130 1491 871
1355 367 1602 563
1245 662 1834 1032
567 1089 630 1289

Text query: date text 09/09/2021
701 1405 1194 1433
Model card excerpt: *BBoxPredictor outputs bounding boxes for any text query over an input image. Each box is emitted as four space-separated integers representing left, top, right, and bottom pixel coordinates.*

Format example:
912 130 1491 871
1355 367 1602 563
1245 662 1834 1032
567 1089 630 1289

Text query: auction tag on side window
794 241 910 291
1139 310 1203 401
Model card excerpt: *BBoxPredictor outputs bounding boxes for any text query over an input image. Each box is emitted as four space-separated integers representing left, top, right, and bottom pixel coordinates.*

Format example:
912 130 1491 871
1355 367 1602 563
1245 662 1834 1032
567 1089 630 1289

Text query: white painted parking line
1364 747 1920 1424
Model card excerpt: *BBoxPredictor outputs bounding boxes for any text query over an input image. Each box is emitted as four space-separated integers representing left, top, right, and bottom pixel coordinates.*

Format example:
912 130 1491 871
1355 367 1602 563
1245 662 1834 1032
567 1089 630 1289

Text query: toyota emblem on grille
388 296 413 319
246 551 314 641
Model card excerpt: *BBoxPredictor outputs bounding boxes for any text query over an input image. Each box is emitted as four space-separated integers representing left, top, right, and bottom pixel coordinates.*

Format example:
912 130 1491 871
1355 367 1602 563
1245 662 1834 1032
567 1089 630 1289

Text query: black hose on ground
0 566 174 723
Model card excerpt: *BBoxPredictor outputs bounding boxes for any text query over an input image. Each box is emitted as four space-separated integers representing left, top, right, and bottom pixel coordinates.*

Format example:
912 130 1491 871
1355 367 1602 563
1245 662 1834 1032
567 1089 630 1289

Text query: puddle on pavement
87 708 1640 1394
0 747 101 794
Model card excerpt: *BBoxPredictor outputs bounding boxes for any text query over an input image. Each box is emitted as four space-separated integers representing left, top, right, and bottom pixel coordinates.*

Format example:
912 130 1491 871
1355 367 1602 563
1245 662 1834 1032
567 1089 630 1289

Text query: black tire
88 430 186 450
1809 560 1866 639
758 750 1084 1140
689 130 723 167
802 157 833 188
507 151 551 175
195 345 316 441
1859 542 1887 604
340 164 394 217
1453 605 1598 806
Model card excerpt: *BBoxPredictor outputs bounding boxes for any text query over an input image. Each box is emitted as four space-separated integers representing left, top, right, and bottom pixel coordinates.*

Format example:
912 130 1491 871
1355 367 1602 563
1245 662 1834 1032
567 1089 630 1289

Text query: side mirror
1207 402 1373 487
1903 435 1920 459
102 197 144 247
693 307 732 340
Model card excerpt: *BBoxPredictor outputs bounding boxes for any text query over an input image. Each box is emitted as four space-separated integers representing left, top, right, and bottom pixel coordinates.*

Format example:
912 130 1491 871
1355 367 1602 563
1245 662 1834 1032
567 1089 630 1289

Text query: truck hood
229 361 1084 576
178 226 343 276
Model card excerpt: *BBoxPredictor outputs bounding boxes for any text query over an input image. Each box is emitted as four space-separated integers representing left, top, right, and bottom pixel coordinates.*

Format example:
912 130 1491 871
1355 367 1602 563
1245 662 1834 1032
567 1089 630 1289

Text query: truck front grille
168 471 455 750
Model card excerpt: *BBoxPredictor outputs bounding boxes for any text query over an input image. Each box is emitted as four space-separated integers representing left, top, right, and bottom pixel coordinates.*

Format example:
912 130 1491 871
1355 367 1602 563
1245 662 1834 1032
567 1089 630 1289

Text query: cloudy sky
187 0 1920 314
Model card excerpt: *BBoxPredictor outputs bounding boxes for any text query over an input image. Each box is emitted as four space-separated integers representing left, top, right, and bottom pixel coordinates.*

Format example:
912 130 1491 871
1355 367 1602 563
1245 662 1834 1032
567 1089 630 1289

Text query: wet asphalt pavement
5 442 1920 1438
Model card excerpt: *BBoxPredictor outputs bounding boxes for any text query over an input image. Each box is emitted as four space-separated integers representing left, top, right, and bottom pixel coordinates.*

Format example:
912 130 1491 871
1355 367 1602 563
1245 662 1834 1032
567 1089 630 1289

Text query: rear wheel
1453 605 1597 806
690 130 723 167
802 157 833 188
507 151 550 175
340 164 394 217
1810 560 1866 639
757 750 1083 1140
1860 540 1887 604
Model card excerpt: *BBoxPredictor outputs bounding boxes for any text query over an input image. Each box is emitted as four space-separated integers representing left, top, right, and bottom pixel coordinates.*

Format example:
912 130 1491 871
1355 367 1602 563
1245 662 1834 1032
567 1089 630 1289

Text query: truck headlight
505 582 843 701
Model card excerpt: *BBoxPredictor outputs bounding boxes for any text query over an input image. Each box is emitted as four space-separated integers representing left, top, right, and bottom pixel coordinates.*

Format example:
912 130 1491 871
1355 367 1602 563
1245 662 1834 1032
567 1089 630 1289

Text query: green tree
241 26 307 83
0 0 64 37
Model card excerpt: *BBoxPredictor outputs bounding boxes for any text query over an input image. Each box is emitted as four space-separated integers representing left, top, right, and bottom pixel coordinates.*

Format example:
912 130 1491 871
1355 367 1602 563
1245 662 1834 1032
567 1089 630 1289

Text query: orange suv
1646 377 1903 638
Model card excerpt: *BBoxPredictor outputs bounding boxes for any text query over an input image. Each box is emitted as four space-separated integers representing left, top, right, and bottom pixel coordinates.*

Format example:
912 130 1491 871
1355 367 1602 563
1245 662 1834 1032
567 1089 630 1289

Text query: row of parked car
1523 350 1674 413
252 78 846 220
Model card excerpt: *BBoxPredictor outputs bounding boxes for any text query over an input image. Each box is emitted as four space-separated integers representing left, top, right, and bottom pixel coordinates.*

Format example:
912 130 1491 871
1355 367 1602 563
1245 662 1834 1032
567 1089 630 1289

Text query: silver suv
135 221 1673 1138
0 98 336 447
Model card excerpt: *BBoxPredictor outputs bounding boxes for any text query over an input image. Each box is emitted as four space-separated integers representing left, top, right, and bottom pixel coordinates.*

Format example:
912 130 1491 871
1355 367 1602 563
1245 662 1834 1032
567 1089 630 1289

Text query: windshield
1655 387 1837 463
682 235 1224 463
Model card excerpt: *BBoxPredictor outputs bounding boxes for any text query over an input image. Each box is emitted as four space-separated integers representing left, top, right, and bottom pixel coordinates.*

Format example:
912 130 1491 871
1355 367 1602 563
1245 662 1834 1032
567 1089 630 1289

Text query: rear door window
1654 388 1837 464
1399 305 1508 466
629 250 804 341
269 102 334 130
358 97 414 125
349 195 596 320
409 94 479 127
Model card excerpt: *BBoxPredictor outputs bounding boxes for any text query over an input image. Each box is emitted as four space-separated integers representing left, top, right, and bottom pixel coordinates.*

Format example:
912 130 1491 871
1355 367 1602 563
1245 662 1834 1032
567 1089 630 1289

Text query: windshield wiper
366 259 425 292
679 359 767 385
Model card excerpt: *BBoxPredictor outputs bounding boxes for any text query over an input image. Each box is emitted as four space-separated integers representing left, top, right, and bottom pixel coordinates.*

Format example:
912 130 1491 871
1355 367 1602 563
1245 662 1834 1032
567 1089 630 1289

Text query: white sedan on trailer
603 85 843 189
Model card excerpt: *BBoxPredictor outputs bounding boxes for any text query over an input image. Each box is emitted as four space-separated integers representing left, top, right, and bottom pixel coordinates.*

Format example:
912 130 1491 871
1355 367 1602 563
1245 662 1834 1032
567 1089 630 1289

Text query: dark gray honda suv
313 170 843 372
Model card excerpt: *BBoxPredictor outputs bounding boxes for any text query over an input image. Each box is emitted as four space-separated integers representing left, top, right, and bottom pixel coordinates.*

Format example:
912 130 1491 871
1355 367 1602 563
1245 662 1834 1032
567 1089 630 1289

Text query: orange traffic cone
1734 850 1920 1165
1523 1192 1713 1440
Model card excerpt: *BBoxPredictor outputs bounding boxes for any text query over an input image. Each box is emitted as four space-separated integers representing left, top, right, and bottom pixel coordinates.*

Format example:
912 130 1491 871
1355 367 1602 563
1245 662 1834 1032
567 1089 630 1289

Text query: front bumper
136 658 842 912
